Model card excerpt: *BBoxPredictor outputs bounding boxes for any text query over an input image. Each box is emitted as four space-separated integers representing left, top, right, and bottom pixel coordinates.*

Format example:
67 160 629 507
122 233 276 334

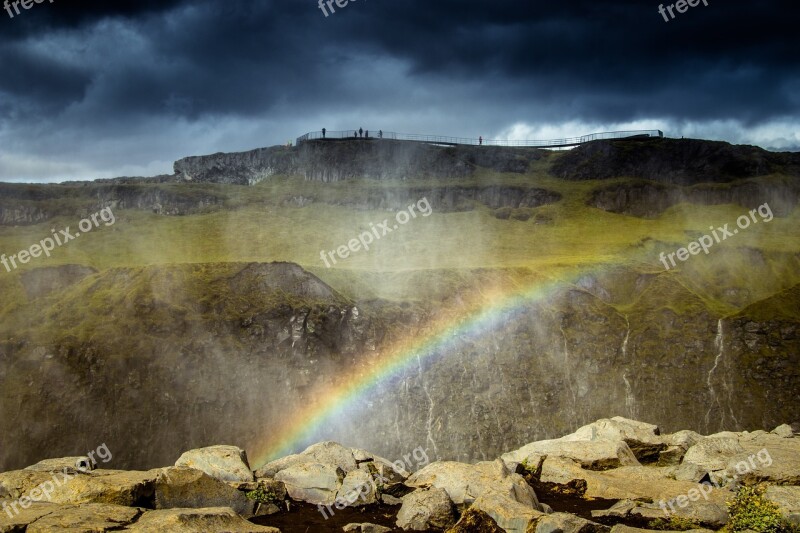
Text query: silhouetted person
322 128 326 139
479 136 483 146
359 127 363 138
379 130 383 139
354 131 358 138
365 130 369 138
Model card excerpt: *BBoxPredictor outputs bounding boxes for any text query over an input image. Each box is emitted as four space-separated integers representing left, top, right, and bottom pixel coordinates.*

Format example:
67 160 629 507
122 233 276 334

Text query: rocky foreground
1 417 798 532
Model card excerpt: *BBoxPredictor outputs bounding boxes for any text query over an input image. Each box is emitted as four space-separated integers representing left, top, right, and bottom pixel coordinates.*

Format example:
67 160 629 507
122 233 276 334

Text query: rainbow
250 271 581 467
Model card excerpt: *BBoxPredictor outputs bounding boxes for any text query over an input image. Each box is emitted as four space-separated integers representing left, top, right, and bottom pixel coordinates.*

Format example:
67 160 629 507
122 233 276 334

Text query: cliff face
0 262 797 471
589 178 800 217
172 140 545 184
551 137 800 183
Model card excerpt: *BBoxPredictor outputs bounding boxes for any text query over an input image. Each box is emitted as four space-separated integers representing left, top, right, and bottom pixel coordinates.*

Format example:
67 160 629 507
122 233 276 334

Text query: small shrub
726 486 786 533
245 486 282 504
648 516 701 531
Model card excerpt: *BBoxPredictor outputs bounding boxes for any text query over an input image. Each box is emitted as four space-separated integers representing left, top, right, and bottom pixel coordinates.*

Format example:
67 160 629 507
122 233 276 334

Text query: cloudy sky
0 0 797 182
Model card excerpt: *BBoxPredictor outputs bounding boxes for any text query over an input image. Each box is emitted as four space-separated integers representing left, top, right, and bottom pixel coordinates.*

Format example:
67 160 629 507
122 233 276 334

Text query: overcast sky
0 0 798 182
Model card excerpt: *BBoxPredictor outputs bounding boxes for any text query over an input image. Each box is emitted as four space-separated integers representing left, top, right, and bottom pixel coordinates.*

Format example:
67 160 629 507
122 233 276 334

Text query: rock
253 502 281 516
154 467 254 517
632 500 728 528
396 487 456 531
772 424 794 438
657 430 701 466
723 433 800 484
256 441 357 478
124 507 279 532
503 439 640 471
0 502 59 532
26 503 140 532
382 494 403 505
274 462 342 505
472 491 542 533
657 446 686 466
664 430 703 450
24 457 94 473
175 445 255 483
682 437 745 471
765 486 800 525
591 499 636 518
609 526 713 533
336 469 377 507
446 507 504 532
533 512 608 533
343 523 392 533
407 459 538 508
47 469 158 507
0 470 67 501
669 462 707 482
540 503 554 514
538 456 731 514
564 417 666 463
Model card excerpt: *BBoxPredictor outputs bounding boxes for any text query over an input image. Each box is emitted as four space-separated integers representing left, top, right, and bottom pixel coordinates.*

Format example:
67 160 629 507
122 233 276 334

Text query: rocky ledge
1 418 798 532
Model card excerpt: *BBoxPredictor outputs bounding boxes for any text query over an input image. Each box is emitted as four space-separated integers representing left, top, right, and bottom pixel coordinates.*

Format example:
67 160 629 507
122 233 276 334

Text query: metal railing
296 129 663 148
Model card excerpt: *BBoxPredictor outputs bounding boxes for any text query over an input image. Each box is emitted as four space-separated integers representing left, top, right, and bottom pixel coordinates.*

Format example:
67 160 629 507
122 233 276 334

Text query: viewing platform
296 129 664 148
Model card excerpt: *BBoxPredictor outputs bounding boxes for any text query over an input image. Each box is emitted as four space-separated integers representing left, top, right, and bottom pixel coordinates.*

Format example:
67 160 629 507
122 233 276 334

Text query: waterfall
620 317 637 419
416 355 439 458
704 319 725 432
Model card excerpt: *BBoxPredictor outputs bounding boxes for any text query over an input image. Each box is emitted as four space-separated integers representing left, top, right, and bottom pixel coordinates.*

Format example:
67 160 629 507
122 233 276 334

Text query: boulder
26 503 140 532
631 500 728 528
772 424 794 438
0 502 59 532
765 486 800 525
175 446 254 483
727 433 800 484
446 507 504 532
609 526 713 533
472 491 542 533
532 512 608 533
123 507 279 532
407 459 538 508
396 487 456 531
564 417 666 462
24 457 94 473
255 441 357 478
343 523 392 533
274 462 342 505
336 469 377 507
538 456 731 512
0 470 64 501
154 467 254 517
47 469 158 507
503 439 640 471
682 437 745 472
591 500 636 518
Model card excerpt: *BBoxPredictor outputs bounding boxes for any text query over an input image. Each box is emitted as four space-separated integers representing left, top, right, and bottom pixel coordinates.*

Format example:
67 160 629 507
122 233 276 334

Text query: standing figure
379 130 383 139
322 128 326 139
479 136 483 146
359 127 363 138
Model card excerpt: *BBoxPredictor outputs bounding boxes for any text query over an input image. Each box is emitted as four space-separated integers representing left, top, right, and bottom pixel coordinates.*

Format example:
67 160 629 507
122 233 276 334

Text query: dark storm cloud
0 0 797 181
